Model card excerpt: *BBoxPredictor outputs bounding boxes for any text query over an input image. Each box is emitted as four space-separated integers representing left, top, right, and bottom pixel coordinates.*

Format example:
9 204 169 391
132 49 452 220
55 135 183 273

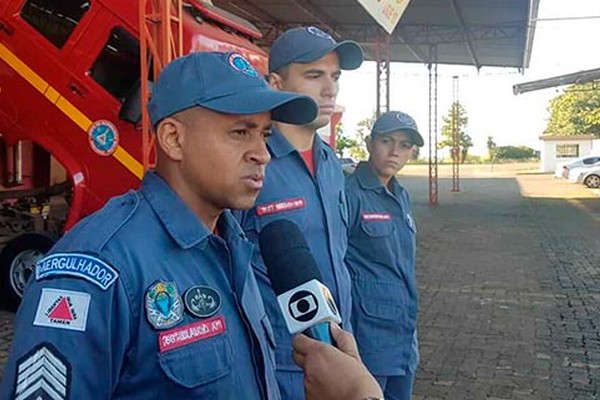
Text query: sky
335 0 600 157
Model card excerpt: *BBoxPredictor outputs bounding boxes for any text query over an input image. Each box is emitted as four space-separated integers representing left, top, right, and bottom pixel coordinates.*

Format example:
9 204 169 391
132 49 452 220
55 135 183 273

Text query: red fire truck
0 0 268 309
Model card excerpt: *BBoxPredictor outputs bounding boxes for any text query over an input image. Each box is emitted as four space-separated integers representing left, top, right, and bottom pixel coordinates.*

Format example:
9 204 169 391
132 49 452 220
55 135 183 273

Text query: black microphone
259 219 341 345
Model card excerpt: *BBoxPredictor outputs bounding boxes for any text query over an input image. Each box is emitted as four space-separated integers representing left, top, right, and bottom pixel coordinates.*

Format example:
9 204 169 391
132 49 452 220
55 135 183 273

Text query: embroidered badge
36 253 118 291
306 26 334 42
184 285 221 318
256 197 306 216
15 343 70 400
88 119 119 156
362 212 391 221
158 316 226 353
228 53 259 77
33 288 90 332
395 112 418 131
145 281 183 330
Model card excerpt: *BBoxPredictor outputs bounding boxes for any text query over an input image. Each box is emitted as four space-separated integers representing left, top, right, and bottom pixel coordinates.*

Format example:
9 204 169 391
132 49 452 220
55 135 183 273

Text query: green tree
487 136 497 161
350 112 376 161
439 102 473 163
495 145 539 160
335 123 359 157
544 82 600 137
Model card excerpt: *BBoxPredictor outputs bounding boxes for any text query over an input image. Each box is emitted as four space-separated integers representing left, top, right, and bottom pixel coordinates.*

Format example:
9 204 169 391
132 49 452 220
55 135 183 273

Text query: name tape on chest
362 212 392 221
256 197 306 216
33 288 90 332
158 316 226 353
36 253 118 290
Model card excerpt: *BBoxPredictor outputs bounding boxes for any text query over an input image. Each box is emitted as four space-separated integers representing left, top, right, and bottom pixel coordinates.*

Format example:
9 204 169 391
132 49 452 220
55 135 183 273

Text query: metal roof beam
289 0 342 39
513 68 600 95
222 1 279 24
448 0 480 69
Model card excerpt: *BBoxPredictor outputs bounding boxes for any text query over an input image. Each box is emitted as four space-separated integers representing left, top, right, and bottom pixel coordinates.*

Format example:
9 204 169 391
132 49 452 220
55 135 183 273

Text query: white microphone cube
276 279 342 335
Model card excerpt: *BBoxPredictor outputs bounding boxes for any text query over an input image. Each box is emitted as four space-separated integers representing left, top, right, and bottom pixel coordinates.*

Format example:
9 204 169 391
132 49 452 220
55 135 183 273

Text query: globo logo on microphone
277 279 342 335
288 291 319 321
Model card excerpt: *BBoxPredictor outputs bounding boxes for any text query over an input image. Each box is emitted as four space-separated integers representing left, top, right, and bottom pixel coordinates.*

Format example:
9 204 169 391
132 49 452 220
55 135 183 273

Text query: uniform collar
142 172 233 249
355 161 401 193
267 126 329 161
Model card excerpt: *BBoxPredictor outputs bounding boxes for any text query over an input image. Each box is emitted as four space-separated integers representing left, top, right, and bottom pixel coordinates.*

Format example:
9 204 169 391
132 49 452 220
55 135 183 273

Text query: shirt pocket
360 219 395 238
355 279 410 323
158 333 233 388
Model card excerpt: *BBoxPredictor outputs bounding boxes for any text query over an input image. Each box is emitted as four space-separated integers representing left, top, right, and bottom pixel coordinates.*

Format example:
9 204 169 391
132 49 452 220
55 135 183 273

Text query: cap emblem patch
306 26 334 42
229 53 259 77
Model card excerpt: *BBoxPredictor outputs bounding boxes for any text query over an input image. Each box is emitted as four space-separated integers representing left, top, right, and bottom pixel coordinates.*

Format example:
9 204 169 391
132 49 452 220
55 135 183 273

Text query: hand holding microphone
259 220 383 400
292 324 383 400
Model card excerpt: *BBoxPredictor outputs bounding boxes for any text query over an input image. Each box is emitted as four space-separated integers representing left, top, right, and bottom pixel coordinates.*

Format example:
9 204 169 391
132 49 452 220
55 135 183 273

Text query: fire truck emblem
88 120 119 156
145 281 183 330
184 285 221 318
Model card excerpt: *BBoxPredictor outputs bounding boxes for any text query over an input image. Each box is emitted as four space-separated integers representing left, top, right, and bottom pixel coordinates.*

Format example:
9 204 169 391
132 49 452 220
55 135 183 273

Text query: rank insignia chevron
14 343 70 400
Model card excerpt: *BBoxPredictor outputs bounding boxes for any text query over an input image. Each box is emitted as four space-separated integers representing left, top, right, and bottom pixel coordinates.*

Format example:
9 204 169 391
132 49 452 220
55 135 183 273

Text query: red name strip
256 198 306 216
159 316 226 353
362 213 391 221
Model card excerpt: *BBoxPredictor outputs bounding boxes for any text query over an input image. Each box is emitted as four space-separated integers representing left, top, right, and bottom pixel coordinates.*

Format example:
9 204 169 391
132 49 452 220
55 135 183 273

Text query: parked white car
555 155 600 178
580 166 600 188
568 161 600 182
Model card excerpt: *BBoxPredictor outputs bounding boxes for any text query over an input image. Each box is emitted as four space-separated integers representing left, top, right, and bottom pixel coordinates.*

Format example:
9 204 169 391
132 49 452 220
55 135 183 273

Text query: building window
89 27 140 102
556 144 579 158
21 0 90 48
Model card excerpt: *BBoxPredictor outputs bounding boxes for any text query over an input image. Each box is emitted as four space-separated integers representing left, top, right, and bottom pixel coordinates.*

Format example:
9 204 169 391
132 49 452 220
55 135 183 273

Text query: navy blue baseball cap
148 51 318 126
371 111 424 147
269 26 363 73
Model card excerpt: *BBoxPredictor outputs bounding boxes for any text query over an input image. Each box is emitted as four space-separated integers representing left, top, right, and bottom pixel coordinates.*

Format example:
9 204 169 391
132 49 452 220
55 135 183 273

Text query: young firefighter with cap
0 51 318 399
345 111 425 400
234 26 363 399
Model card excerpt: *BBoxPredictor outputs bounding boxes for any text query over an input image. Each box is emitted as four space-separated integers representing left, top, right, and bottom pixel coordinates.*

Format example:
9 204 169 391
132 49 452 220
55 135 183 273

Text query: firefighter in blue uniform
345 111 424 400
234 27 363 400
0 51 318 399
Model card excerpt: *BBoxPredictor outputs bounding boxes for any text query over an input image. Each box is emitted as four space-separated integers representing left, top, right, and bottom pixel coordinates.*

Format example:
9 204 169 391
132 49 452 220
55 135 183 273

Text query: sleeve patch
33 288 91 332
15 343 70 400
36 253 118 290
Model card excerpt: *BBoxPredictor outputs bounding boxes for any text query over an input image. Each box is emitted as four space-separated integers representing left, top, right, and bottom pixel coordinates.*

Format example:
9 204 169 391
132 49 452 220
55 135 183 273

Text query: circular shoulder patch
229 53 259 77
88 120 119 156
184 285 221 318
306 26 333 41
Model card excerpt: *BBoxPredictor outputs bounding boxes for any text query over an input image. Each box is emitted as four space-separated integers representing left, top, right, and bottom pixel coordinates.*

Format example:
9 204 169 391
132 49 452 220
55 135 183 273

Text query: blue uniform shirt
235 129 351 376
0 172 279 399
345 162 419 376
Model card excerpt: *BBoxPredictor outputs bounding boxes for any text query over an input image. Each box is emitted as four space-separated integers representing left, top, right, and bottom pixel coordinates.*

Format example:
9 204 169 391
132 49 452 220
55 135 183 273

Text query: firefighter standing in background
234 26 364 400
345 111 424 400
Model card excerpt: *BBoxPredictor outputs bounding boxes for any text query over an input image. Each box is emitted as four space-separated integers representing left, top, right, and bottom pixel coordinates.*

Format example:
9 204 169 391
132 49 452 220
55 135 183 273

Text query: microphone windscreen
258 219 322 295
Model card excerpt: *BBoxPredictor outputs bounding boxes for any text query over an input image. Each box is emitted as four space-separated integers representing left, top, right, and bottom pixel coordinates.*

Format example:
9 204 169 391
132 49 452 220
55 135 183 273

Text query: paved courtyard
404 164 600 399
0 164 598 399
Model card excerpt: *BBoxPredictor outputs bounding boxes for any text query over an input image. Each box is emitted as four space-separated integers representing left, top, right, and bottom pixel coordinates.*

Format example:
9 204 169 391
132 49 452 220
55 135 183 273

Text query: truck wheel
0 234 55 311
584 174 600 189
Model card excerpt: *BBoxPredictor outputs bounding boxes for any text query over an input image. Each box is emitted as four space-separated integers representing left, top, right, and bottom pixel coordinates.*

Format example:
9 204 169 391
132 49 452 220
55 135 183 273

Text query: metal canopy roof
212 0 540 69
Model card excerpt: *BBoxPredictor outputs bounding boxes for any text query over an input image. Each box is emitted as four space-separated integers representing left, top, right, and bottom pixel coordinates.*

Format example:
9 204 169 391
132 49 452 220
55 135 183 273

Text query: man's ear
156 117 184 161
365 136 373 153
268 72 283 91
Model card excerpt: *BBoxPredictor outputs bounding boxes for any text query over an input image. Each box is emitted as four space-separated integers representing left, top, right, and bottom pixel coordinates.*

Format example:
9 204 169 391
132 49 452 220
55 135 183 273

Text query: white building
539 135 600 172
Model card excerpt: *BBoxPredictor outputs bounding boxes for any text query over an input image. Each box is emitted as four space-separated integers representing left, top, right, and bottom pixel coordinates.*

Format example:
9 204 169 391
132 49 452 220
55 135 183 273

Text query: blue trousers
374 372 415 400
